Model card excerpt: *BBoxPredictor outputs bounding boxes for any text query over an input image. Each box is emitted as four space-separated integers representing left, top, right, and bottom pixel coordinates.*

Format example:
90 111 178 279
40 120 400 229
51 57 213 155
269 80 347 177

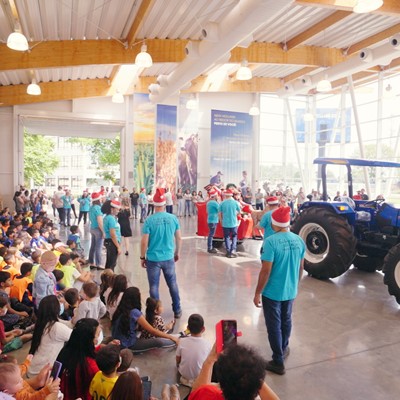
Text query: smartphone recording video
216 319 237 353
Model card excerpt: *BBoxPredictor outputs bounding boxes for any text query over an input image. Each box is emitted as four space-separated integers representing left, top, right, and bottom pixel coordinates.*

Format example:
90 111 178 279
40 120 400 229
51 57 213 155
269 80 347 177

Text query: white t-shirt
28 321 72 376
176 336 212 381
165 191 173 206
104 288 124 320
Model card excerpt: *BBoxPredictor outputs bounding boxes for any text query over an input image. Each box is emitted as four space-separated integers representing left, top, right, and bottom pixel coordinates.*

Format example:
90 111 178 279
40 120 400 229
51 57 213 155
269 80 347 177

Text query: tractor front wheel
291 207 356 279
382 243 400 304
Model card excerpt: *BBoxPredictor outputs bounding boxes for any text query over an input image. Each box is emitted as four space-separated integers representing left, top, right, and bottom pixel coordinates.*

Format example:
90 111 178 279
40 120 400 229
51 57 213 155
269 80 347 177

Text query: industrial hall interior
1 1 400 400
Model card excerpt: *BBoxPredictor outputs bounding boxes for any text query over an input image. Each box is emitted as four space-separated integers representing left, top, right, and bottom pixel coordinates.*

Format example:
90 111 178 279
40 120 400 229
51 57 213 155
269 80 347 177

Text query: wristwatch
140 256 145 260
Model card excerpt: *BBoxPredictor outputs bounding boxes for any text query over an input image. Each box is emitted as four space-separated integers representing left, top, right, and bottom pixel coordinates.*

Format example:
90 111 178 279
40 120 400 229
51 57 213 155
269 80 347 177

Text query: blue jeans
64 208 71 226
223 226 238 254
207 223 217 250
146 259 181 314
140 205 147 221
184 200 191 216
88 227 103 267
262 296 294 364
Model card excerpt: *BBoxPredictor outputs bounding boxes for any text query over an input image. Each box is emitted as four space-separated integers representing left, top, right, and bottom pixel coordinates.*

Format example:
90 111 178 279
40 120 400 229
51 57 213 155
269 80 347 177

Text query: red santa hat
223 189 233 196
91 192 102 201
141 187 146 192
267 196 279 205
111 200 121 209
242 204 253 213
153 188 166 206
271 206 291 227
208 189 218 197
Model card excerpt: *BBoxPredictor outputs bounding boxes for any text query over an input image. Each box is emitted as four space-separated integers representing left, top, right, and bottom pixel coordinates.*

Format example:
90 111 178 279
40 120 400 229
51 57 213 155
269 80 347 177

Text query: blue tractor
291 158 400 304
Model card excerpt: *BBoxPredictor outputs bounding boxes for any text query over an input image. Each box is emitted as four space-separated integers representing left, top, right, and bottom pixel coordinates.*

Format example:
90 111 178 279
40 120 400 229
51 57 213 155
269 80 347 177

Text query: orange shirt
2 265 19 280
10 275 32 302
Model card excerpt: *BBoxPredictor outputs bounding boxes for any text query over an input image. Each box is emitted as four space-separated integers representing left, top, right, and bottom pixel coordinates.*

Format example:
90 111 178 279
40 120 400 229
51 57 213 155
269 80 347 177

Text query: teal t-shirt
142 212 180 262
261 232 305 301
62 195 72 209
103 214 121 243
219 199 240 228
78 197 90 212
139 192 147 205
206 200 219 224
89 204 102 228
260 211 275 240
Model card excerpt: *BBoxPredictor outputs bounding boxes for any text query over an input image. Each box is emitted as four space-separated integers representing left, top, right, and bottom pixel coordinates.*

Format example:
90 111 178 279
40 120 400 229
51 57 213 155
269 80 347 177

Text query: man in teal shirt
206 190 219 253
140 188 182 318
218 189 241 258
253 206 305 375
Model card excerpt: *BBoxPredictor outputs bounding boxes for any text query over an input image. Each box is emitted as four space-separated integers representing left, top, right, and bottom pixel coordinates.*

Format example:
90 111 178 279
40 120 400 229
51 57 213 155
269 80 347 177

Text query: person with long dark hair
112 287 178 353
28 295 72 377
104 274 127 320
57 318 100 400
108 370 143 400
102 200 122 270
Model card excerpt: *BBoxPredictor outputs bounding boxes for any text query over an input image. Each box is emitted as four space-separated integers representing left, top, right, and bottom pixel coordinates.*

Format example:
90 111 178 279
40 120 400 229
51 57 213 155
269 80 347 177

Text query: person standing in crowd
176 188 184 217
165 187 173 214
183 189 192 217
139 188 148 223
53 186 65 226
61 190 73 227
360 188 369 200
210 171 223 188
117 204 132 256
78 192 90 225
140 188 182 319
295 187 306 211
219 189 241 258
88 192 104 270
103 200 122 270
243 187 253 204
258 196 280 245
191 190 198 216
206 190 219 254
333 191 341 201
253 206 305 375
255 188 264 210
130 188 139 219
147 191 155 216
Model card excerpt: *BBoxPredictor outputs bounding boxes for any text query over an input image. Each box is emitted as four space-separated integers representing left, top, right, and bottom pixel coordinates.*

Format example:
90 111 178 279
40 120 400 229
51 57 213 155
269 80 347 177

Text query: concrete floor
14 216 400 399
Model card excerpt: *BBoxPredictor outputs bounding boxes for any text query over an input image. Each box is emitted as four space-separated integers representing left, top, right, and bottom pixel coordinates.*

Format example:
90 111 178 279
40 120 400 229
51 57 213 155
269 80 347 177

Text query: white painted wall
0 107 14 208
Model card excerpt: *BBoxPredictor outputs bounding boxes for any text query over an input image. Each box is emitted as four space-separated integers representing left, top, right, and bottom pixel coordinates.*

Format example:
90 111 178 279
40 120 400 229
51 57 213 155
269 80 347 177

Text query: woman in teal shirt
78 192 91 224
102 199 122 270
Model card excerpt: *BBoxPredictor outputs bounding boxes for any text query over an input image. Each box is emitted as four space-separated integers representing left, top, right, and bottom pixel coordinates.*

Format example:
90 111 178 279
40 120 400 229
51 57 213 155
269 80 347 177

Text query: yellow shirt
31 263 40 281
56 264 80 288
89 371 118 400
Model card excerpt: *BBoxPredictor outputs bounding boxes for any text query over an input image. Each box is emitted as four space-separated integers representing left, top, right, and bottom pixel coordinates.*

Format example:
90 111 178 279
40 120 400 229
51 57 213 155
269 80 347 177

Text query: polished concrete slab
14 216 400 399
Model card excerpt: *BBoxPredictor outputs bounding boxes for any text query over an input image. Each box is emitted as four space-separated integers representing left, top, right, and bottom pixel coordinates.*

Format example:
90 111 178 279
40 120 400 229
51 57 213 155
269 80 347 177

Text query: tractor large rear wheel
382 243 400 304
291 208 356 279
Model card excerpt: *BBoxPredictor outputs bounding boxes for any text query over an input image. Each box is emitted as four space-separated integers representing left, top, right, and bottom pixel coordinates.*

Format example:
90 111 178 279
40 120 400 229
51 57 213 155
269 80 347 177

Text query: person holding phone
140 188 182 319
188 343 280 400
253 206 305 375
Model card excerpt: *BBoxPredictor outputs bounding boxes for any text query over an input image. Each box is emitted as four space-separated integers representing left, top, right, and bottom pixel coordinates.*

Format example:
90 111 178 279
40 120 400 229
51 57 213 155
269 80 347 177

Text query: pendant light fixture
316 76 332 93
236 60 252 81
7 30 29 51
135 43 153 68
353 0 383 13
27 79 41 95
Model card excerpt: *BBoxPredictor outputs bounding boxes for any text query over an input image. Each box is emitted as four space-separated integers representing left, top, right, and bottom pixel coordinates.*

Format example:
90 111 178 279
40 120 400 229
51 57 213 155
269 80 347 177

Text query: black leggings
104 239 119 270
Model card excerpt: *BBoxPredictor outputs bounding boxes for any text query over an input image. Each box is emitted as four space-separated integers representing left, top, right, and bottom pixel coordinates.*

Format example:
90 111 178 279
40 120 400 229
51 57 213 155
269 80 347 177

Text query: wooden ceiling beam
345 23 400 55
285 10 351 50
126 0 156 47
0 39 188 71
0 79 111 106
295 0 400 15
230 42 345 66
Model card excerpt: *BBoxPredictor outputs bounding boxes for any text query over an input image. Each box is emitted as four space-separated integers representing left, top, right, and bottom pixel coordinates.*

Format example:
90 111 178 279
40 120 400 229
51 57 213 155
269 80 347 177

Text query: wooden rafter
285 10 351 50
283 67 320 83
126 0 156 48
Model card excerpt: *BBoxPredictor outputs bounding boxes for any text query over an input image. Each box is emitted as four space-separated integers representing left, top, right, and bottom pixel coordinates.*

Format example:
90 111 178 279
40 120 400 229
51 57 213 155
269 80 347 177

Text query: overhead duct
277 35 400 97
149 0 294 103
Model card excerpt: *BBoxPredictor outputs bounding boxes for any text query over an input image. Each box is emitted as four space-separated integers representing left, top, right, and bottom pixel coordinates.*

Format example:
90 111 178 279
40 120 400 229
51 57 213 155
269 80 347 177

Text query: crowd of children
0 201 280 400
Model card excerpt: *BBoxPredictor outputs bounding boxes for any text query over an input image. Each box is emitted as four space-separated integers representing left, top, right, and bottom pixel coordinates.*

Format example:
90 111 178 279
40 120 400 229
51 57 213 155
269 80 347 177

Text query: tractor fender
298 201 356 225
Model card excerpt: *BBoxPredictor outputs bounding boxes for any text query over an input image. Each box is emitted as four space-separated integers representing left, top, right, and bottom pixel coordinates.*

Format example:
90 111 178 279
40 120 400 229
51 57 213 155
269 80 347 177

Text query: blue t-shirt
103 214 121 243
139 193 147 205
260 211 275 240
67 233 81 249
218 199 240 228
89 204 102 229
61 195 72 209
261 232 305 301
112 308 142 348
78 197 90 212
206 200 219 224
142 212 180 262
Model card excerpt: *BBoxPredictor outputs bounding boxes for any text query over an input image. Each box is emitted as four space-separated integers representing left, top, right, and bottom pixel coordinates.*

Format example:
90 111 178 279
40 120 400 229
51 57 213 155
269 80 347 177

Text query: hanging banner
210 110 253 192
156 104 177 195
133 93 155 193
177 95 198 192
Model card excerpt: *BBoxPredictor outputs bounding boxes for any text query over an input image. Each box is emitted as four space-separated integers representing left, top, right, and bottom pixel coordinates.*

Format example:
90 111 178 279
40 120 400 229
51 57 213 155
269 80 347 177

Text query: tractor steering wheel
361 198 385 208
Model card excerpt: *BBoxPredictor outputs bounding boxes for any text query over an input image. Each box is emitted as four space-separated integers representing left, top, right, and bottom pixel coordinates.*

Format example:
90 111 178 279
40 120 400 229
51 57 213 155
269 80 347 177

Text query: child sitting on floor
141 297 175 339
9 262 33 307
89 344 121 400
176 313 212 387
72 282 106 324
60 288 79 321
